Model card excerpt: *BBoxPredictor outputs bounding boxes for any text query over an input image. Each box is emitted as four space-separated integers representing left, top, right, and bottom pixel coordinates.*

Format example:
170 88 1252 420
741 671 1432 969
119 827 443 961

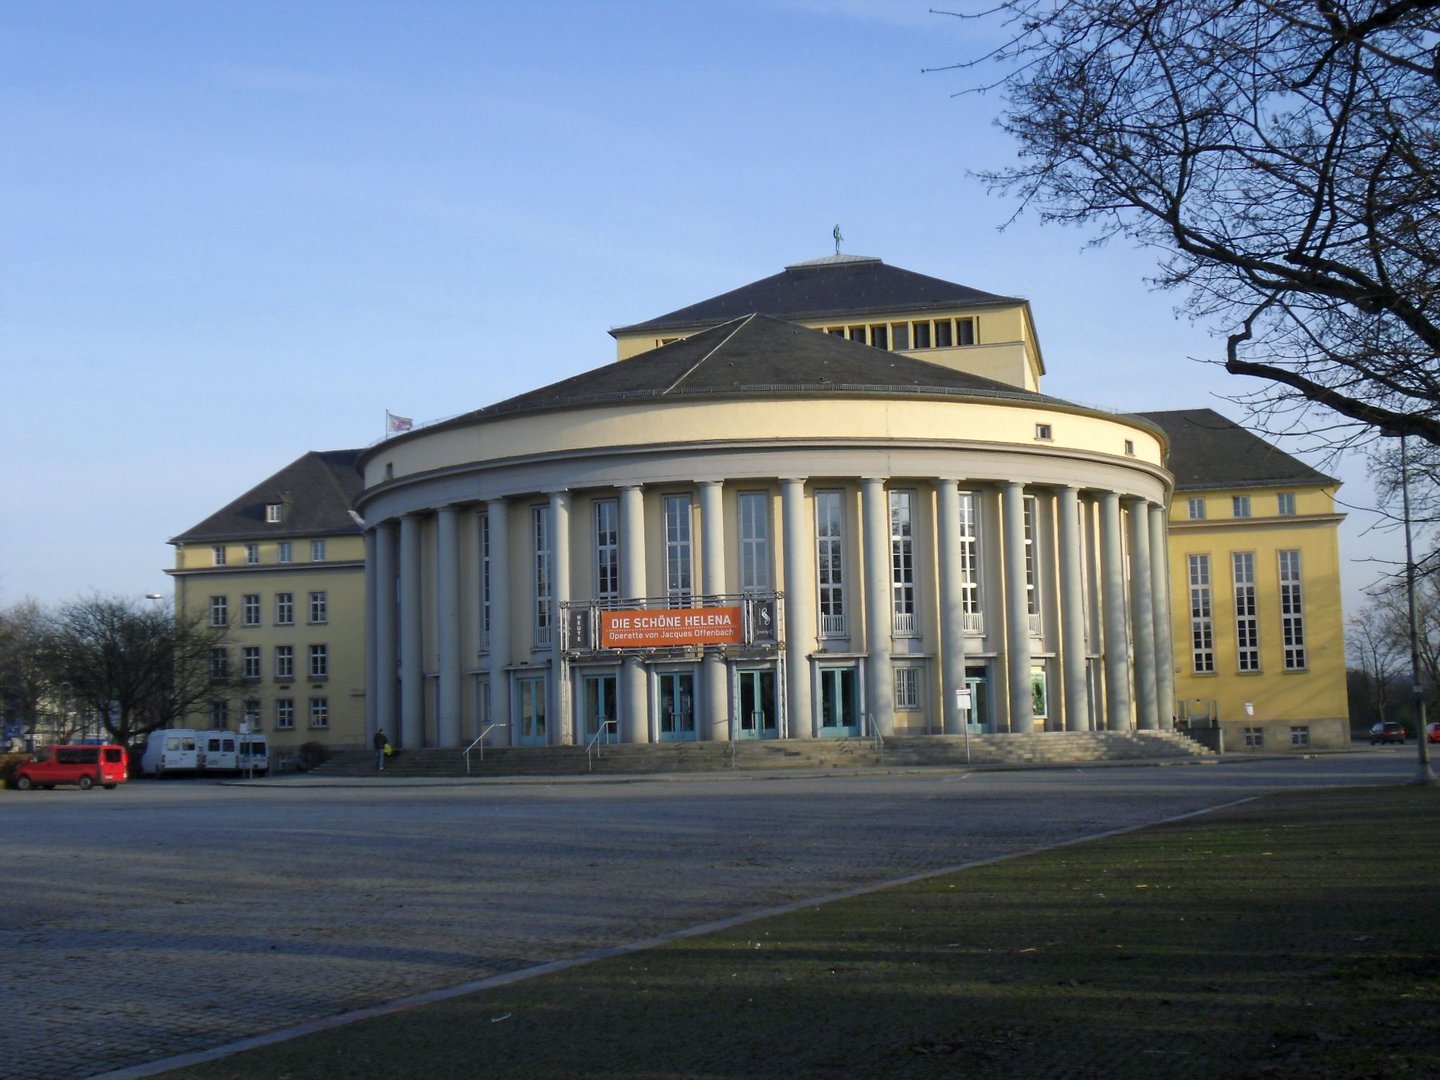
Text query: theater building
355 255 1177 750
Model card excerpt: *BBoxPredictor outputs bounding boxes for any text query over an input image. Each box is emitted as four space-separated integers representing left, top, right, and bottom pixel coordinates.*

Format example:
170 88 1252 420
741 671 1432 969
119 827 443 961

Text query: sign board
749 598 777 644
599 606 744 649
954 688 972 709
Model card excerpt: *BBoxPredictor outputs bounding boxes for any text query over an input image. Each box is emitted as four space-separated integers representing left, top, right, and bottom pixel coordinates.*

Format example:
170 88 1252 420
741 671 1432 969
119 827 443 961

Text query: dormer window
266 503 284 524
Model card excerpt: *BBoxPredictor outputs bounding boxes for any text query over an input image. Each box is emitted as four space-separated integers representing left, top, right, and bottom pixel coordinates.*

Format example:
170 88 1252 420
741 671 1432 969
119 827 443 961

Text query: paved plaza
0 750 1416 1079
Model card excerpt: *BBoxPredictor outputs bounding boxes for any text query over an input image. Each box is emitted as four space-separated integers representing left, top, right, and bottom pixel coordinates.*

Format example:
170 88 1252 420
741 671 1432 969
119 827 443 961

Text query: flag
386 411 413 434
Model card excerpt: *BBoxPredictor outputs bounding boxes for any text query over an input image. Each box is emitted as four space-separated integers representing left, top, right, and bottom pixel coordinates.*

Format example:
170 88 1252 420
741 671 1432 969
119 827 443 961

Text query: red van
13 744 128 791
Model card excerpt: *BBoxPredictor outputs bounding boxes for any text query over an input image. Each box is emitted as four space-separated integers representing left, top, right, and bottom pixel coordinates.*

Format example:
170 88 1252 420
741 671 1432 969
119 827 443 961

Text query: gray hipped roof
170 450 364 543
459 314 1073 425
1139 409 1336 491
610 255 1022 337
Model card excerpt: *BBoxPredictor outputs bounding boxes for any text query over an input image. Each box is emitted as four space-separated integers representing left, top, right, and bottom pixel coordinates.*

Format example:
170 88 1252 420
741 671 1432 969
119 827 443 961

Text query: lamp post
1396 432 1436 786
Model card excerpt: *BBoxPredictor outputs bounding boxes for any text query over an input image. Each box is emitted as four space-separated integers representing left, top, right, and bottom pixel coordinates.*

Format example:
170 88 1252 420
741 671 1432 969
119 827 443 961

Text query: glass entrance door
658 671 696 742
963 666 990 734
581 674 617 745
818 666 859 736
517 675 547 745
737 669 777 739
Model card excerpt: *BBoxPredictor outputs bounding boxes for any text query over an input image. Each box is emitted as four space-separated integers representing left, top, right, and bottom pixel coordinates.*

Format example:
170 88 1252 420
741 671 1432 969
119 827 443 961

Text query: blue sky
0 0 1397 613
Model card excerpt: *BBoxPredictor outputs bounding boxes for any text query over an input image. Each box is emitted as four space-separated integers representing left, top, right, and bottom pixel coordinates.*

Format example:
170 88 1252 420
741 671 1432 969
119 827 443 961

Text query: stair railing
463 725 499 774
586 719 619 772
866 713 885 766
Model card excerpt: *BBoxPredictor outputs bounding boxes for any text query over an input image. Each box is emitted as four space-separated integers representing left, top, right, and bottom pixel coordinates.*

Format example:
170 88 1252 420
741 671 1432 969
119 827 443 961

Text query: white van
141 729 203 777
237 734 269 776
198 731 239 774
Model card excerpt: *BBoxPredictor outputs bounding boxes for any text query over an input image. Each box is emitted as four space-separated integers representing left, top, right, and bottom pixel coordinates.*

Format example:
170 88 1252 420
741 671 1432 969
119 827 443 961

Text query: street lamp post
1397 433 1436 786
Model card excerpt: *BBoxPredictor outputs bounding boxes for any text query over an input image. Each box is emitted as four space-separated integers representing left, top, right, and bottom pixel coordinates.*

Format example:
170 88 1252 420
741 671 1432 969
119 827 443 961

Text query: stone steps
313 729 1211 778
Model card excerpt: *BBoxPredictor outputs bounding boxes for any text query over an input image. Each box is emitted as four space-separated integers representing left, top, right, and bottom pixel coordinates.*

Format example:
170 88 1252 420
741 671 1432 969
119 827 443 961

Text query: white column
780 478 813 739
934 479 969 736
861 477 894 737
1099 491 1132 730
1057 486 1090 731
619 485 649 743
1128 497 1159 731
1150 503 1176 730
436 506 462 748
1001 481 1034 733
699 480 727 741
373 522 398 742
486 499 511 745
398 513 424 749
549 491 571 746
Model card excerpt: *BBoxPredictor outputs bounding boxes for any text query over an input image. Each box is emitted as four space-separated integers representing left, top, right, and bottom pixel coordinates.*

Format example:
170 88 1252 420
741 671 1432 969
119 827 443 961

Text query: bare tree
44 595 229 748
0 600 52 739
1347 605 1405 726
939 0 1440 446
1350 576 1440 729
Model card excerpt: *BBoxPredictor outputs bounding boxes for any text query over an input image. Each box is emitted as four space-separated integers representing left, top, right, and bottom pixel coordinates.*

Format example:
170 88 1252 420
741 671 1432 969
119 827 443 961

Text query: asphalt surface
0 746 1421 1080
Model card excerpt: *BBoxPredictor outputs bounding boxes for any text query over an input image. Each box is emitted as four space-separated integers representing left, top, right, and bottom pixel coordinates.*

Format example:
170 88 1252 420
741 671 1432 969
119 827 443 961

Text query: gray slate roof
171 449 364 543
460 314 1074 424
1139 409 1336 492
610 255 1022 336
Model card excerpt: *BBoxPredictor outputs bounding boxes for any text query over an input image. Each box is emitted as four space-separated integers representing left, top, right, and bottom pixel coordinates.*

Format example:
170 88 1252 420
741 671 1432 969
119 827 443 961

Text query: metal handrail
870 714 885 766
463 725 498 774
586 719 619 772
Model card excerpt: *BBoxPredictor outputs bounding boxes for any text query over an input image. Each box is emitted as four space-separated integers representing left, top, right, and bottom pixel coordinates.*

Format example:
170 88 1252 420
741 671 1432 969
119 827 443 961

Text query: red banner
599 607 743 649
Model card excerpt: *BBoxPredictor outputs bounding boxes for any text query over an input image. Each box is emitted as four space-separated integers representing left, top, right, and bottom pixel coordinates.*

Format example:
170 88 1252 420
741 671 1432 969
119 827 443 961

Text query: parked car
1427 722 1440 745
13 744 128 790
1369 721 1407 745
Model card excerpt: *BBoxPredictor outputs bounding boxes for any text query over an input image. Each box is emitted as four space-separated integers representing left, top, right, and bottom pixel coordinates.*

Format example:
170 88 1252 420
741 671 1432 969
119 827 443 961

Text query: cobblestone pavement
0 750 1412 1079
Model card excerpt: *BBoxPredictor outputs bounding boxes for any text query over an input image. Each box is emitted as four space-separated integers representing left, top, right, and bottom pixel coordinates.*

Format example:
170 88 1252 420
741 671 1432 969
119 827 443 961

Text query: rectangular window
891 323 909 350
1244 726 1264 748
890 490 917 635
277 541 292 564
935 319 954 347
1123 439 1135 456
209 596 228 628
242 593 260 627
894 666 921 710
311 539 327 561
245 543 259 565
309 697 329 729
1279 549 1306 670
1035 423 1053 441
958 492 982 630
1232 495 1251 518
275 699 295 730
1277 491 1296 516
816 489 846 637
308 590 327 624
243 699 261 729
1031 667 1049 723
212 545 226 566
533 505 553 647
275 592 294 626
1188 554 1215 673
1232 553 1259 672
308 644 328 679
210 647 228 681
478 510 491 649
1290 725 1310 747
274 645 294 680
663 494 693 606
955 317 975 346
912 321 931 349
266 503 283 524
594 498 620 602
1023 495 1040 619
211 700 229 726
869 324 888 350
241 646 261 680
738 491 770 593
849 325 866 343
1187 497 1206 520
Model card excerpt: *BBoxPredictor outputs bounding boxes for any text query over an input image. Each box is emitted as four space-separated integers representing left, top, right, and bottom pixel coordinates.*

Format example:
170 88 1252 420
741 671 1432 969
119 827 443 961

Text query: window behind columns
1188 554 1215 673
1278 550 1306 670
663 494 692 607
532 505 553 647
958 491 982 632
889 490 917 635
738 491 770 593
1232 552 1259 672
816 490 846 637
1023 495 1040 632
477 510 490 651
595 498 619 602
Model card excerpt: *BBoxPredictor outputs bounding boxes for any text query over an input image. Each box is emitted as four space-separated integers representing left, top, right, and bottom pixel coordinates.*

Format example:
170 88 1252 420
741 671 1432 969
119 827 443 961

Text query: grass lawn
167 785 1440 1079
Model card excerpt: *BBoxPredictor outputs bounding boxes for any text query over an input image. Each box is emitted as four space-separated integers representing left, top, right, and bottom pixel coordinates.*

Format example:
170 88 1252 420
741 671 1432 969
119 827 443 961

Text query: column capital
779 476 808 487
